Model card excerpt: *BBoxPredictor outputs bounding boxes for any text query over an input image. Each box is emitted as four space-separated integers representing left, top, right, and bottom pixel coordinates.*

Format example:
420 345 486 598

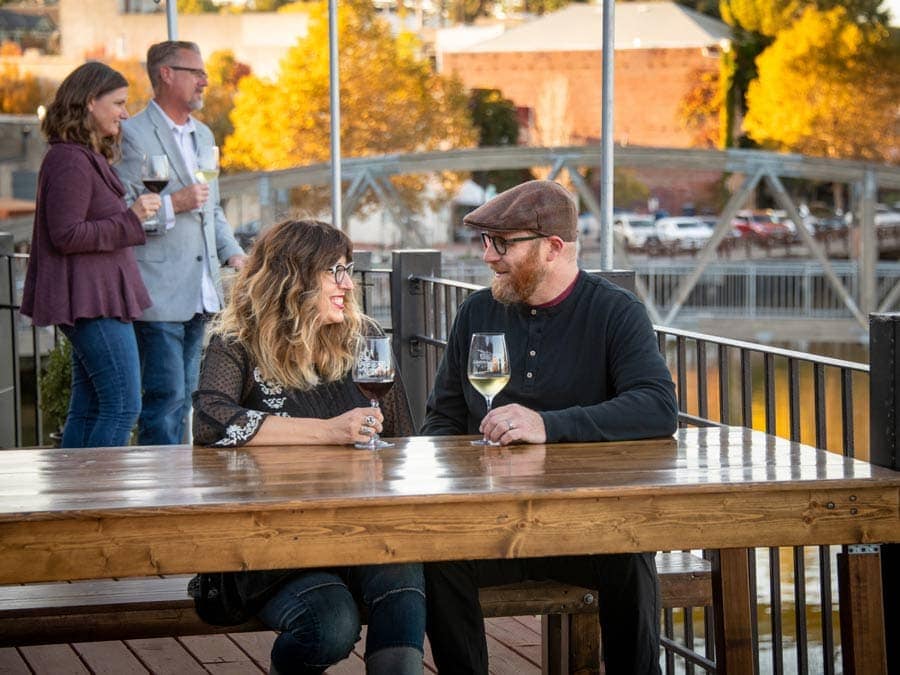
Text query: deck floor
0 617 544 674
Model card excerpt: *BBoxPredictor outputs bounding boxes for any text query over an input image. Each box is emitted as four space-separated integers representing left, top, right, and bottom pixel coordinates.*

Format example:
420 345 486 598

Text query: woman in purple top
21 62 161 448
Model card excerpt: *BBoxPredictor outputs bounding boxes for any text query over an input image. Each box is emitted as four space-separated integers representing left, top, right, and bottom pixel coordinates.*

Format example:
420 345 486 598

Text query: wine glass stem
482 395 493 443
369 399 379 450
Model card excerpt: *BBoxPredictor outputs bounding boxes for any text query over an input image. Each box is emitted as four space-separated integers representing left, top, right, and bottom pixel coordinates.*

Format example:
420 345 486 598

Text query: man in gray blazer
115 40 246 445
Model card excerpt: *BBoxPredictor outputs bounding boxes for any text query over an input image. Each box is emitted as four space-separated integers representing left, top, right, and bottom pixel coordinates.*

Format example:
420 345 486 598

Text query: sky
885 0 900 25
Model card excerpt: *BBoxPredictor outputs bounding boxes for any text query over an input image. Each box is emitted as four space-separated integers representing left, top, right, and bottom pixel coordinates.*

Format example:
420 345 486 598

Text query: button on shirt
151 100 220 314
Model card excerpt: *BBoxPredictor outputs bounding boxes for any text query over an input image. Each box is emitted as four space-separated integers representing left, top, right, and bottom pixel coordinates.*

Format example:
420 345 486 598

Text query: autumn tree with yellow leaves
224 0 476 210
743 5 900 163
193 50 251 148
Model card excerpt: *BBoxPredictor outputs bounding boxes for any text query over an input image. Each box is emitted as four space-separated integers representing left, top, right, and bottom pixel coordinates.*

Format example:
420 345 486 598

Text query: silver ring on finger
507 421 515 431
364 415 376 426
360 425 371 436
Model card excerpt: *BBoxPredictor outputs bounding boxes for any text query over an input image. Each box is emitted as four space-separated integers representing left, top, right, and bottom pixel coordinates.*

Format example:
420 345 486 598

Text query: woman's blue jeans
258 563 425 675
59 318 141 448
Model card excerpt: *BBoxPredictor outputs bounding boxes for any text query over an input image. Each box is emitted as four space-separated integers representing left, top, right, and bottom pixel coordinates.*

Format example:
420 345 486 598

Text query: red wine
142 179 169 194
356 379 394 400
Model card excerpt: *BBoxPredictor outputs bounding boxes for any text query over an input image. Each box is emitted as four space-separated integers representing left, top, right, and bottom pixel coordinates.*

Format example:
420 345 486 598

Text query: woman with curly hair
21 61 161 447
192 219 424 675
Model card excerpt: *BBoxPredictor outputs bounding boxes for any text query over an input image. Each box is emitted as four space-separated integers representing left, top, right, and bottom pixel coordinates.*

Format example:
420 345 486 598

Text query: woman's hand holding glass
130 193 162 223
328 406 384 446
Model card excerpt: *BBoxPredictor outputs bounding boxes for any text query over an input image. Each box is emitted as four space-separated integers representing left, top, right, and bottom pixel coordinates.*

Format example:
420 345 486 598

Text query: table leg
712 548 755 675
838 544 887 675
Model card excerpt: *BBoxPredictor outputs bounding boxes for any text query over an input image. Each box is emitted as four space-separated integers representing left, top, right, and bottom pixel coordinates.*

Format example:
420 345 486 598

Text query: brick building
439 2 731 212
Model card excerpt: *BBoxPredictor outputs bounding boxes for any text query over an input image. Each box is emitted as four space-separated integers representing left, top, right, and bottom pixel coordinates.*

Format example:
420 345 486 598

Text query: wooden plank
226 632 273 671
18 644 90 674
72 641 149 675
483 617 542 665
712 548 755 675
838 549 888 675
0 647 31 674
487 633 541 675
125 637 208 675
179 634 264 674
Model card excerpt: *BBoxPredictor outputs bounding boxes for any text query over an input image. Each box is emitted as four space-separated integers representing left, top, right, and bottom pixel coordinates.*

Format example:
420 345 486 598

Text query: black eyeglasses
167 65 208 79
325 262 354 285
480 232 546 256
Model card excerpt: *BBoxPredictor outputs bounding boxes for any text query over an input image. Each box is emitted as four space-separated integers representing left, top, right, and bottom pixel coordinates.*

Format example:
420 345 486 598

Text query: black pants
425 553 662 675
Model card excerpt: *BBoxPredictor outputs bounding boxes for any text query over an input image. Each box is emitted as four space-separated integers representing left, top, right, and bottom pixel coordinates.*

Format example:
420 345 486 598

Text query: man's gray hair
146 40 201 91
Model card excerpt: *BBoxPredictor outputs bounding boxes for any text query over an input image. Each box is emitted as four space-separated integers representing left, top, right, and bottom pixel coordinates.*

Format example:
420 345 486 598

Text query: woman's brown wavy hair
211 219 365 389
41 61 128 162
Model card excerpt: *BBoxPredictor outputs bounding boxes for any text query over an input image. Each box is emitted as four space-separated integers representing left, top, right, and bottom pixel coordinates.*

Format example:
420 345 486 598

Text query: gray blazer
115 103 244 323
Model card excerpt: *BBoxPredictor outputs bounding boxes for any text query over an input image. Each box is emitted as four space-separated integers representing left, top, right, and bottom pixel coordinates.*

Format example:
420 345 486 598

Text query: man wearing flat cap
422 180 677 674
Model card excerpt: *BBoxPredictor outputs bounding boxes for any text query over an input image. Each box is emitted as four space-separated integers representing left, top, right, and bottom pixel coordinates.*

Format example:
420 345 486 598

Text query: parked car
613 213 657 248
646 216 715 252
732 210 792 242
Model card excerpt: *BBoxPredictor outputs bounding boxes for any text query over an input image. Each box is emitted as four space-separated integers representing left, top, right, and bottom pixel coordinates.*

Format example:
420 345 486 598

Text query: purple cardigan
20 140 151 327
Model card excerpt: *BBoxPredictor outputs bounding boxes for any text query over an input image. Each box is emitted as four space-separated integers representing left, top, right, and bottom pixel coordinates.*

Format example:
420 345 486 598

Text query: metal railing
1 247 893 674
388 254 879 675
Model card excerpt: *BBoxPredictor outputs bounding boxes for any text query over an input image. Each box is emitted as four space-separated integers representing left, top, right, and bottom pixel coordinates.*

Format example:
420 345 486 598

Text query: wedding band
364 415 376 426
507 421 514 431
360 426 371 436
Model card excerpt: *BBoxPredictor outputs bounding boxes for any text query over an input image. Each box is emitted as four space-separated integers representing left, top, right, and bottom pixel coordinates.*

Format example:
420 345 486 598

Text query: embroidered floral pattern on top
215 410 266 446
253 368 284 396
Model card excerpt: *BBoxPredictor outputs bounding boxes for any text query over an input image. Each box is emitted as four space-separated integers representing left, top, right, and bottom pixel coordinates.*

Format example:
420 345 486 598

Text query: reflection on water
664 341 866 674
668 341 869 459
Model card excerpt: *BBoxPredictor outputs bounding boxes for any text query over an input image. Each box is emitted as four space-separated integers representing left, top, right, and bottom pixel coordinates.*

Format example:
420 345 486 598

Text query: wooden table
1 427 897 674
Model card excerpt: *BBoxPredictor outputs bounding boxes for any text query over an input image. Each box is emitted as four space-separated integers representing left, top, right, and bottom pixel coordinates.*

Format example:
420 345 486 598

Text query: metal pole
328 0 343 229
599 0 614 270
163 0 178 40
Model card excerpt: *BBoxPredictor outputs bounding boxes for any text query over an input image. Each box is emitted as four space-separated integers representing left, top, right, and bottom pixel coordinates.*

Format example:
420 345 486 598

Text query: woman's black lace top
192 333 414 446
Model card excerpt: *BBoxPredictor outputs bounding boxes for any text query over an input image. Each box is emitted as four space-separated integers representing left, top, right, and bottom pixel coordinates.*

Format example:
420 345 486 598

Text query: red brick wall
442 47 719 148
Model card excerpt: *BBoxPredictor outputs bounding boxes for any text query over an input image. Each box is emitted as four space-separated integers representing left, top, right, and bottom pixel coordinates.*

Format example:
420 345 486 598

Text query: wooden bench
0 552 711 673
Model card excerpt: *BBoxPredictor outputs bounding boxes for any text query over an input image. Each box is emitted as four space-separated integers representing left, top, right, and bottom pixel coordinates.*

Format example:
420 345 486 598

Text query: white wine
195 169 219 184
468 373 510 398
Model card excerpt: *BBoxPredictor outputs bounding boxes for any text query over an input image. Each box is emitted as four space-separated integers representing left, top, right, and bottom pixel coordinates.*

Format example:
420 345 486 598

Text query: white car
614 213 657 248
648 216 715 251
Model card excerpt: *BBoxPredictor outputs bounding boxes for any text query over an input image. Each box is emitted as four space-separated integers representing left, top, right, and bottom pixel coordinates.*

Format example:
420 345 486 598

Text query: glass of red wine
140 154 170 234
352 335 395 450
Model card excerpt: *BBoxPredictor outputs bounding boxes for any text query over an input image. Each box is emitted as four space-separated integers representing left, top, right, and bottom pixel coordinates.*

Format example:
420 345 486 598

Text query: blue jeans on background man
258 563 426 675
134 314 206 445
59 318 141 448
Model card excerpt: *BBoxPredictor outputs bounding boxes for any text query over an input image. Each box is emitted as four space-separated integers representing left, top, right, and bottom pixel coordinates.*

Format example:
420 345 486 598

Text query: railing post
390 249 441 431
869 312 898 674
0 232 19 447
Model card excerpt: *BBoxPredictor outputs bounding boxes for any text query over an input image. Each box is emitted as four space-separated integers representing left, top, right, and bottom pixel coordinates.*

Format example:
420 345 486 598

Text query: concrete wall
59 0 308 79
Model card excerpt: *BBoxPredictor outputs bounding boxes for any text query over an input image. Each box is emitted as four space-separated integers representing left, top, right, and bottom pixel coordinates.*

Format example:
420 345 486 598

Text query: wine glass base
470 439 501 446
354 439 394 450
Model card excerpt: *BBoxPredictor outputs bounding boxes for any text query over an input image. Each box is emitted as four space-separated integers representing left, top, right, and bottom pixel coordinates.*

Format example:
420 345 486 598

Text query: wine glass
352 335 395 450
140 154 170 234
195 145 220 184
467 332 510 446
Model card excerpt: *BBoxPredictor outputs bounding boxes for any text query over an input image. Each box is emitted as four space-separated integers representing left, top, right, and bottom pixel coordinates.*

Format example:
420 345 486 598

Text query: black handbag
188 569 295 626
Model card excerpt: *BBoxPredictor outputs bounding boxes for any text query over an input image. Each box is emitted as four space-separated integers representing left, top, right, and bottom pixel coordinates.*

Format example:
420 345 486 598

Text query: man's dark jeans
425 552 662 675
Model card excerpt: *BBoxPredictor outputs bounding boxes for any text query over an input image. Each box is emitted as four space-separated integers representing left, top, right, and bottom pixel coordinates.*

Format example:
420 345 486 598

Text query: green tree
743 5 900 163
225 0 476 209
468 88 532 193
193 50 251 148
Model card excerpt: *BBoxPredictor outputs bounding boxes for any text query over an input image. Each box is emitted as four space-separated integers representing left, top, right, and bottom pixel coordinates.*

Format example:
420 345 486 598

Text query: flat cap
463 180 577 242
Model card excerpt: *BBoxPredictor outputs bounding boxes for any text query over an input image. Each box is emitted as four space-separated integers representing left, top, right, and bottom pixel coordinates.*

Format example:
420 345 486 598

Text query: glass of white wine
195 145 219 184
467 332 510 446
